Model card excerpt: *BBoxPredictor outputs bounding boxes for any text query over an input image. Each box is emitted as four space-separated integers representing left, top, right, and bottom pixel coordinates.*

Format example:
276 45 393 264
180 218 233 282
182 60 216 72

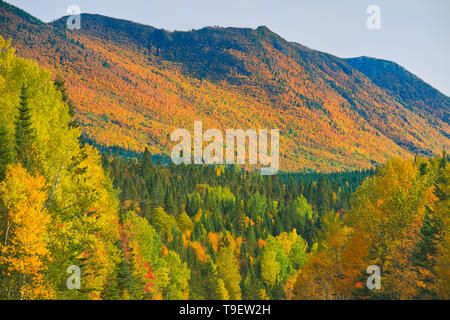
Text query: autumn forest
0 1 449 301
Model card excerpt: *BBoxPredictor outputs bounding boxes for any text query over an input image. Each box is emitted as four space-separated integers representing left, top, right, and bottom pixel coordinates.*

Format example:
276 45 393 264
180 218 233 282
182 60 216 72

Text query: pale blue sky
6 0 450 96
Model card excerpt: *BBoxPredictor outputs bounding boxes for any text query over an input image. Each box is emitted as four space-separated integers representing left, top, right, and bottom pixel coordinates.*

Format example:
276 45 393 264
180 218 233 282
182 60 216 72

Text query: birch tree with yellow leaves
0 164 54 299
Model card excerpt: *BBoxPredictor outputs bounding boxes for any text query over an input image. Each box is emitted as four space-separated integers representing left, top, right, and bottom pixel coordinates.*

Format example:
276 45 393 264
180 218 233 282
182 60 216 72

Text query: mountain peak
1 2 448 171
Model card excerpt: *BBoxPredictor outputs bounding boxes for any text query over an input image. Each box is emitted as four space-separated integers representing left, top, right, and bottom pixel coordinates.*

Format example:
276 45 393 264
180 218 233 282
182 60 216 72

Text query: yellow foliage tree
0 164 54 299
347 158 438 299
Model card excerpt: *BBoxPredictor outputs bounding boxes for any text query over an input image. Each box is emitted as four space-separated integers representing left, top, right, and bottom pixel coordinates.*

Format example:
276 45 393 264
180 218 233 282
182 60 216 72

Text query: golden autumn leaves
292 157 450 300
0 164 54 299
0 33 448 300
0 37 122 299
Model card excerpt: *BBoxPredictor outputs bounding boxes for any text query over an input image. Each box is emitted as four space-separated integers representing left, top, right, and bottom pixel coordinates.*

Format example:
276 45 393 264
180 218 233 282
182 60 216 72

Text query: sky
5 0 450 96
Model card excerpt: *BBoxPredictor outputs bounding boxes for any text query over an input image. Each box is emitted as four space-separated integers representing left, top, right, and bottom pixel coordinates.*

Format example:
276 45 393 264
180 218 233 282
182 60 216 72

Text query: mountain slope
0 0 448 171
346 56 449 133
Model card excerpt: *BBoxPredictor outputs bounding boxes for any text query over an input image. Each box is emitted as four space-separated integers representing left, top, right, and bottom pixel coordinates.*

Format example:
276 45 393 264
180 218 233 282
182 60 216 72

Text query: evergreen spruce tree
317 175 332 215
234 200 246 237
14 85 37 170
164 188 175 215
116 259 139 299
241 270 263 299
0 123 11 181
54 76 78 128
202 259 222 299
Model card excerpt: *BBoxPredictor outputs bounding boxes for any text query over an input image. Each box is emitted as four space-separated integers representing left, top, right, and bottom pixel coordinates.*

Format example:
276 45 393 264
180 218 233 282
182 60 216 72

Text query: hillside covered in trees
0 1 449 172
0 37 448 300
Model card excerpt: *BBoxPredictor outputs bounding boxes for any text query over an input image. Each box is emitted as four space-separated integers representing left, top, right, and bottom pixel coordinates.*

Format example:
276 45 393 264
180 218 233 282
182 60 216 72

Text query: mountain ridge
346 56 450 125
0 0 448 171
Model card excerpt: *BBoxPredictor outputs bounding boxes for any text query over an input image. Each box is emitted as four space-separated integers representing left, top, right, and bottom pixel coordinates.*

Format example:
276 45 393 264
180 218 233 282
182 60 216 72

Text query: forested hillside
0 38 448 299
0 37 120 299
0 1 448 171
346 56 450 125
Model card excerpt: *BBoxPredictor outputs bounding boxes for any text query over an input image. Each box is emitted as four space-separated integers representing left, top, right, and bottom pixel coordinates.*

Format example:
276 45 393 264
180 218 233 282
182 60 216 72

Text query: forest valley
0 36 449 300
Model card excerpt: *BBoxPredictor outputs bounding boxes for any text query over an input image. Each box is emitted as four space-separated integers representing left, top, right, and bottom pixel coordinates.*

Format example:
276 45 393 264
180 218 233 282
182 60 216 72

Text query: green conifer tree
202 259 223 299
0 123 11 181
164 189 175 215
54 76 78 128
14 85 37 170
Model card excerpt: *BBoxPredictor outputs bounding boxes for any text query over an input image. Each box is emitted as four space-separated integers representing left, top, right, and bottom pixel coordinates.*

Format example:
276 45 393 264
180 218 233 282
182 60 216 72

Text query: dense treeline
100 150 371 299
0 37 448 300
100 148 449 300
103 151 371 245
